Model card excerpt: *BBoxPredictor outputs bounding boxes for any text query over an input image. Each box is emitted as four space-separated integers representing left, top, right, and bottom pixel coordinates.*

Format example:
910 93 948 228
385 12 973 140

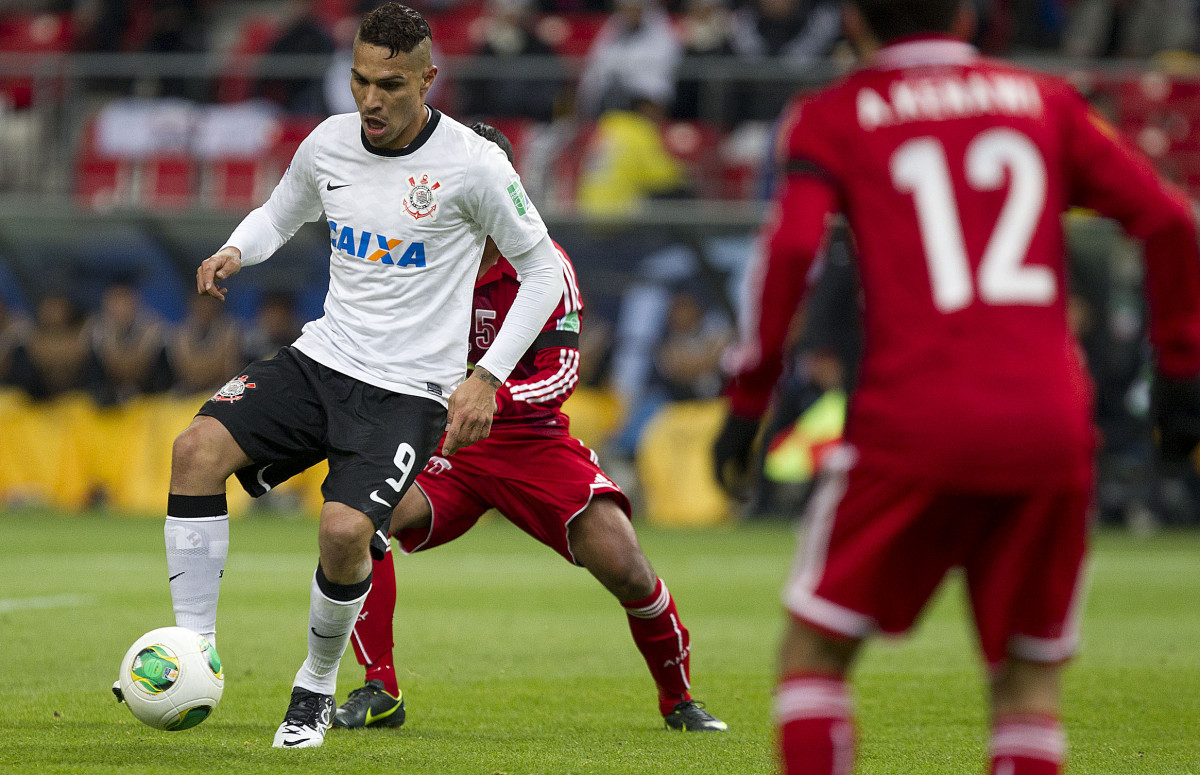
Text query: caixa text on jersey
328 222 427 267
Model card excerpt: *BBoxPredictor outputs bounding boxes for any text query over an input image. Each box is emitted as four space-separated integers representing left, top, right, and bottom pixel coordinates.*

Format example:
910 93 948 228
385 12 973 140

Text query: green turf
0 509 1196 774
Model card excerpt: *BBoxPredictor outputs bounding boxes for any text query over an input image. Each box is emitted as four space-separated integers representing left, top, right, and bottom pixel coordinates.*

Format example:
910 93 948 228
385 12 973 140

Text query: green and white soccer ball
114 626 224 731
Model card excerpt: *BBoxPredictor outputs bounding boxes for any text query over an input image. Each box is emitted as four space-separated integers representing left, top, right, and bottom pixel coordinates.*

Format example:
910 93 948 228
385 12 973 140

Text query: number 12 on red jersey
891 127 1057 313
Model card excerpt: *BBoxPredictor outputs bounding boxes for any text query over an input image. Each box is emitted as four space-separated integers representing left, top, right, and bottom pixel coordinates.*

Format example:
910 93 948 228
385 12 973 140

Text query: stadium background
0 0 1197 527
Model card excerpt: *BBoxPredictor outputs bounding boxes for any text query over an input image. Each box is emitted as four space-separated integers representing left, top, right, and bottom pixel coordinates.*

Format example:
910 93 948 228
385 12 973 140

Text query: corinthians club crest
211 374 256 403
403 174 440 221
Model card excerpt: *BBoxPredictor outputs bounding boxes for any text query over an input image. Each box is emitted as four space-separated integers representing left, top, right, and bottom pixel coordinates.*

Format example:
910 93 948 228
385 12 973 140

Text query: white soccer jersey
225 109 556 404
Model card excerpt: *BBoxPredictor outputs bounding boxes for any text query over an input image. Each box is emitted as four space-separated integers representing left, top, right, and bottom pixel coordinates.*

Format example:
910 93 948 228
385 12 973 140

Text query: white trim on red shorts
782 444 877 639
1009 558 1090 664
397 481 438 556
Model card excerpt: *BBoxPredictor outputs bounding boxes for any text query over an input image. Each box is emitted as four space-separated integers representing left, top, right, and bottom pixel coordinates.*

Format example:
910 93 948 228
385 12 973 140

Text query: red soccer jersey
470 240 584 434
729 37 1200 490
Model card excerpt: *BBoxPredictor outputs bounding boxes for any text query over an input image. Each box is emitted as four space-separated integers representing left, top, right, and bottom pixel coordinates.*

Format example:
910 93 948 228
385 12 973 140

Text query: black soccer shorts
197 346 446 533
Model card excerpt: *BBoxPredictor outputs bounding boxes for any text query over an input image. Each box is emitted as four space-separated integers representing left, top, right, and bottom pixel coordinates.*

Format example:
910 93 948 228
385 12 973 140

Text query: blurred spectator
0 298 31 387
1063 0 1196 58
673 0 737 121
72 0 130 52
259 0 336 115
576 96 687 215
653 289 732 400
462 0 561 121
576 0 682 119
142 0 209 101
241 292 303 362
167 294 243 396
88 280 171 404
610 287 731 456
730 0 841 63
8 293 100 400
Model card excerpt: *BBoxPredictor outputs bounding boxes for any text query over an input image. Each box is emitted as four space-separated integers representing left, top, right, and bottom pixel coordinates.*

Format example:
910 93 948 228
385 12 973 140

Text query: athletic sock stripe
624 580 670 619
991 725 1066 761
774 682 852 723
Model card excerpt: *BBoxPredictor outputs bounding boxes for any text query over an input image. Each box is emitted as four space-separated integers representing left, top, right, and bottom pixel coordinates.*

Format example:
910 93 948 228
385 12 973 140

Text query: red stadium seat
139 156 196 210
662 120 726 198
203 158 274 211
0 12 71 109
74 117 133 210
536 13 606 56
216 16 281 103
426 4 486 56
479 116 535 167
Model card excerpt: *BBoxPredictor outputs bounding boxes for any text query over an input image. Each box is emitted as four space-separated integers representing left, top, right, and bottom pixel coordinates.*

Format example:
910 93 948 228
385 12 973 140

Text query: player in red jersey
713 1 1200 773
329 124 727 734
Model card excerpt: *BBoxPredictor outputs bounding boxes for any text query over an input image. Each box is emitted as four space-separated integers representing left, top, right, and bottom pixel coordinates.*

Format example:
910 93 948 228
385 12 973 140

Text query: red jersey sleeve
1062 88 1200 378
726 99 841 418
495 278 582 417
497 340 580 415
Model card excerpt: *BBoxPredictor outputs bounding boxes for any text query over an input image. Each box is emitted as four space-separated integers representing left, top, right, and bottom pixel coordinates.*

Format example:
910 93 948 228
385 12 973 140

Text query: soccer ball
114 626 224 731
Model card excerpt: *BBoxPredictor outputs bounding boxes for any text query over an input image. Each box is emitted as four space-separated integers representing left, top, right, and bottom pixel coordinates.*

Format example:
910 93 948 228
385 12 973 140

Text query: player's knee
171 421 232 476
571 499 656 601
318 505 374 556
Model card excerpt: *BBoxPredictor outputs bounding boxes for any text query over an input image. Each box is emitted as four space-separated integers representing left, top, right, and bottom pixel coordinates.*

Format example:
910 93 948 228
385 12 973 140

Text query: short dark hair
357 3 432 59
853 0 962 43
469 122 515 164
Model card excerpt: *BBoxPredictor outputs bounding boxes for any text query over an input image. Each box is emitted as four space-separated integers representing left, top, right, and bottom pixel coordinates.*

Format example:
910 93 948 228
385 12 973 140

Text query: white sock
293 568 371 696
164 505 229 646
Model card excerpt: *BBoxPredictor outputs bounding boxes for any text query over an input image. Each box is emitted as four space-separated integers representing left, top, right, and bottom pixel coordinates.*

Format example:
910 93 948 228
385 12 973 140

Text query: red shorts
785 445 1091 668
395 426 631 564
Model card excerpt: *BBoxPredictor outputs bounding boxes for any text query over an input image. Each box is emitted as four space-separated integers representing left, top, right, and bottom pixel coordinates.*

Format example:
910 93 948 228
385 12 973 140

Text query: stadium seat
0 12 71 109
662 120 726 198
426 4 486 56
138 155 196 210
216 16 281 104
74 117 134 209
203 158 272 211
537 13 607 56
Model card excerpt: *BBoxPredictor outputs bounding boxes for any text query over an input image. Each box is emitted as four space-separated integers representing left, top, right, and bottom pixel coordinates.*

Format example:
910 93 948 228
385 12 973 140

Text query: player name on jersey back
856 72 1043 130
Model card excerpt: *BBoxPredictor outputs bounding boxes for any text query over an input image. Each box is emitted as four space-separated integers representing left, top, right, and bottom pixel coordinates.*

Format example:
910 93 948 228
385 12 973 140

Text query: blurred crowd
0 278 301 405
5 0 1200 120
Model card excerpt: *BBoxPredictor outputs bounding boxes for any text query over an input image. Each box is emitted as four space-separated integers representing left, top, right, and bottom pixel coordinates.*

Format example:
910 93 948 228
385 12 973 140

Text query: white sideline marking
0 594 92 613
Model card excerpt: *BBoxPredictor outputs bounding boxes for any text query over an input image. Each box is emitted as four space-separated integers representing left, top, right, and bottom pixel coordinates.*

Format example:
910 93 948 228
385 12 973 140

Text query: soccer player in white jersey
160 3 563 749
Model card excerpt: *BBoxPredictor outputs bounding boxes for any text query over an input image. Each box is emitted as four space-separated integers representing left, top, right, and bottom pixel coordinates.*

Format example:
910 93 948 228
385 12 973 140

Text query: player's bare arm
196 246 242 302
443 367 500 455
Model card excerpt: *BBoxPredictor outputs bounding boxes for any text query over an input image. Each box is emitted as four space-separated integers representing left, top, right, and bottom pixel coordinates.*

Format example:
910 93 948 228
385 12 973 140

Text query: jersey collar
869 35 977 70
359 106 442 157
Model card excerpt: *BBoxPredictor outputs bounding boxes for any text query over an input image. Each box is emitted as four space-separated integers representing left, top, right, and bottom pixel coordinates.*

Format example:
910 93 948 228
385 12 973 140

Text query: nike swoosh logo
282 738 307 747
310 627 339 639
326 182 350 191
169 572 185 582
370 490 391 508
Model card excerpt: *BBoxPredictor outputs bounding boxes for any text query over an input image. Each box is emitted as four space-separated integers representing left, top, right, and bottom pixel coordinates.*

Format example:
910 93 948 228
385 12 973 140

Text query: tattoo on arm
473 366 502 390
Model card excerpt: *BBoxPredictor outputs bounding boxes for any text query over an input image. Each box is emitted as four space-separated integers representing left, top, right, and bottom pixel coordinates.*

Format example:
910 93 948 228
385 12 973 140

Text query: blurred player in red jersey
329 123 727 734
712 1 1200 773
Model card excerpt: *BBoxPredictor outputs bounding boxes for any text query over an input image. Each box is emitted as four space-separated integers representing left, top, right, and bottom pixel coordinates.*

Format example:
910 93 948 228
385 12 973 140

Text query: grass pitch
0 509 1197 775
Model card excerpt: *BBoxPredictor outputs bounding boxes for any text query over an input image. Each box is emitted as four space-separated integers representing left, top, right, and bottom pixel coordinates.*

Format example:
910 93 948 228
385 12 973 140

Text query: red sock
621 577 692 715
349 546 399 697
989 714 1066 775
775 673 855 775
